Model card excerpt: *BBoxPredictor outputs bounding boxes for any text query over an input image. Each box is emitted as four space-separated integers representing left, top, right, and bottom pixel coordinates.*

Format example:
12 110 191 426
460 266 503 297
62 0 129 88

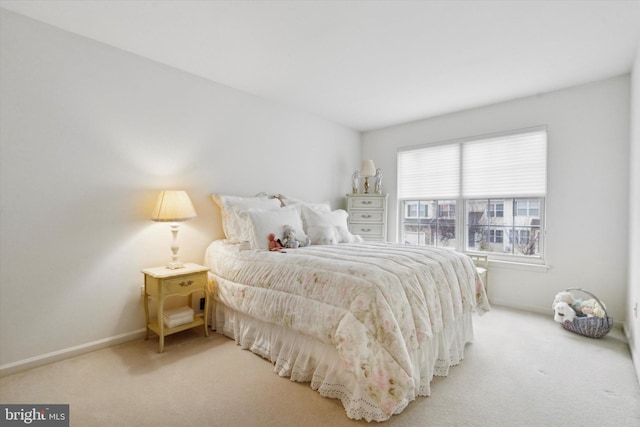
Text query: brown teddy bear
268 233 285 251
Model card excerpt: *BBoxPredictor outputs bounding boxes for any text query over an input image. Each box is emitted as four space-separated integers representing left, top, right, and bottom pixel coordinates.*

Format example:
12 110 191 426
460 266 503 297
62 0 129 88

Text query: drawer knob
360 228 372 232
361 201 372 205
361 214 372 218
179 280 194 287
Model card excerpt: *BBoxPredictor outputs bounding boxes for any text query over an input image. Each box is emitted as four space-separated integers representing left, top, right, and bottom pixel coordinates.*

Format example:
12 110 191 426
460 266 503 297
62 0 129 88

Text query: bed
204 194 490 422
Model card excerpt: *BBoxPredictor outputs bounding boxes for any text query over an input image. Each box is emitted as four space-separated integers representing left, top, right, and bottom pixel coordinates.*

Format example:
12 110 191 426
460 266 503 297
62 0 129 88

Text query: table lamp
359 160 376 194
151 190 197 269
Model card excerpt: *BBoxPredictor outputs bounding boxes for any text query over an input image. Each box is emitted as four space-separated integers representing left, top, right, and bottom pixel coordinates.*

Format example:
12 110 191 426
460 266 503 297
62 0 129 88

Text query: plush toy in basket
552 288 613 338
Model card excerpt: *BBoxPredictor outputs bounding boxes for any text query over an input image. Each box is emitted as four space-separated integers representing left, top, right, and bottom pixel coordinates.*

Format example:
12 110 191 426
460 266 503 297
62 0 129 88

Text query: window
489 229 503 243
404 201 428 219
466 198 542 256
401 200 456 248
438 202 456 218
398 127 546 259
512 229 530 244
489 201 504 218
516 199 540 216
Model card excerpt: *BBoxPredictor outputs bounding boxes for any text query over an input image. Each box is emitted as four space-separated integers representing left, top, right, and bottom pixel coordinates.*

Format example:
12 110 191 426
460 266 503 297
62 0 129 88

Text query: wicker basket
561 288 613 338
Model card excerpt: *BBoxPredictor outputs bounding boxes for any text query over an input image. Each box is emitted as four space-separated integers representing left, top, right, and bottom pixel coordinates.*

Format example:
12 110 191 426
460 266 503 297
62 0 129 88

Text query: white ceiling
1 0 639 131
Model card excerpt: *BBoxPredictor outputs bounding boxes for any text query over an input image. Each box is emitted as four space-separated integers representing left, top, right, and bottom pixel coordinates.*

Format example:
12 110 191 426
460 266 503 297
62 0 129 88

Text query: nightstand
346 193 389 242
142 263 211 353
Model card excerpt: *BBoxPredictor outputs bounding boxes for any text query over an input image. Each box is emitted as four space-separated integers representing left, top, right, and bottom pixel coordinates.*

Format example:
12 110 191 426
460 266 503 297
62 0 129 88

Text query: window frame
397 126 547 263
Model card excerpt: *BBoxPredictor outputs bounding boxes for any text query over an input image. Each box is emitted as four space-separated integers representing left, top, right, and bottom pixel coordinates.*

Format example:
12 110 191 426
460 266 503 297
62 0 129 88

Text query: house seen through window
397 127 547 259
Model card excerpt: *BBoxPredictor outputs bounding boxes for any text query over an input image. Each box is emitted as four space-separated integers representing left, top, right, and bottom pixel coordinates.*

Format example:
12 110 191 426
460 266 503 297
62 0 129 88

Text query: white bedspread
205 241 490 421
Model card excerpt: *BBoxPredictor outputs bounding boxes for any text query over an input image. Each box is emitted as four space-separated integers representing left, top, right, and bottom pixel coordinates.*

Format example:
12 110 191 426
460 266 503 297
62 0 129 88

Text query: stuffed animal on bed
268 233 285 251
281 225 311 249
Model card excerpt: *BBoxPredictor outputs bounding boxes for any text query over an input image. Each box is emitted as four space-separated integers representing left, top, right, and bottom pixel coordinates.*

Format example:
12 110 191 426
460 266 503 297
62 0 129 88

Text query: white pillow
283 197 331 212
302 207 363 245
244 206 307 250
308 225 340 245
281 198 331 230
211 194 281 242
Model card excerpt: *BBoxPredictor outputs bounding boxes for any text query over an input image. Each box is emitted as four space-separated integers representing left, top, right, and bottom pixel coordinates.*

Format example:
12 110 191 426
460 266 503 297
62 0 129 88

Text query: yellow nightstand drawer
164 274 206 293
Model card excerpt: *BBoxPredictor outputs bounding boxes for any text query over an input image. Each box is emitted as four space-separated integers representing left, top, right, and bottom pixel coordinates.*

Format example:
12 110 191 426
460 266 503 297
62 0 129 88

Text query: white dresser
346 193 388 242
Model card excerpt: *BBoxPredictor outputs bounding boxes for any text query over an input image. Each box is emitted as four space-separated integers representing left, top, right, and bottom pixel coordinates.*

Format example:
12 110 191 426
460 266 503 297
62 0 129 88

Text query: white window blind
462 130 547 197
398 143 460 199
398 128 546 199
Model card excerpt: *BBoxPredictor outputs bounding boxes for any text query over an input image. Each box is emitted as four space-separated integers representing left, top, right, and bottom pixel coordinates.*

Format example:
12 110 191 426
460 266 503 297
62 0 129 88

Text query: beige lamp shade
151 190 197 222
360 160 376 177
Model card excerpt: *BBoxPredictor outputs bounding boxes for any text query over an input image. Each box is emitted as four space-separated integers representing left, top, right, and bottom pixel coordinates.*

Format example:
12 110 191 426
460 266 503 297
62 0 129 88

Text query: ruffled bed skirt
211 302 475 422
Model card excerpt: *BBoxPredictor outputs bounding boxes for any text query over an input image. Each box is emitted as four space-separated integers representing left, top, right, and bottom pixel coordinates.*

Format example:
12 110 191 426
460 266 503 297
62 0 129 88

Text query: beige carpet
1 306 639 426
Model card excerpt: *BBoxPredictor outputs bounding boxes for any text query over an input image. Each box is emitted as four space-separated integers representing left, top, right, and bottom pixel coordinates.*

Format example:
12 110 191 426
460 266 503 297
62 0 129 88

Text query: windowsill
489 259 551 272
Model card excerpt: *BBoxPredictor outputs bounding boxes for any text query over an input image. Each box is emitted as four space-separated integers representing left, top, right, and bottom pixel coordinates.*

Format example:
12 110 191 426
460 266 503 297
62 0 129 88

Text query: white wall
628 46 640 384
363 75 631 319
0 10 360 370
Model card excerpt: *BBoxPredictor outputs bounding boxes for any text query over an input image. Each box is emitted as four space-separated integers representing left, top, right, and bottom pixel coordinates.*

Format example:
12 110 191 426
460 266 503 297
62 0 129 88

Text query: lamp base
166 222 185 269
166 260 185 270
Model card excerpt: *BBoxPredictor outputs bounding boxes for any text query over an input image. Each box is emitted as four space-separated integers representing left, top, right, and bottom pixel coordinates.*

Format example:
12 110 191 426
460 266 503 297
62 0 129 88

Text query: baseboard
0 328 146 377
488 298 627 329
623 323 640 387
488 298 551 316
633 345 640 388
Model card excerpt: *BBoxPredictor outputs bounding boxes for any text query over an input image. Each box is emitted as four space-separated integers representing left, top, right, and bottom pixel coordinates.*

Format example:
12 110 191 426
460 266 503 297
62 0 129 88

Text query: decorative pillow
244 206 307 250
302 207 363 245
211 194 281 242
308 225 341 245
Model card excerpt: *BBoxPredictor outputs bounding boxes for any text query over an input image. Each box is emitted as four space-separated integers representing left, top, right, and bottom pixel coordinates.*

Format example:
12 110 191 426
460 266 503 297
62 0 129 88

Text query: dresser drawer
348 196 385 209
164 273 206 293
346 193 388 242
349 223 384 237
349 210 385 223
